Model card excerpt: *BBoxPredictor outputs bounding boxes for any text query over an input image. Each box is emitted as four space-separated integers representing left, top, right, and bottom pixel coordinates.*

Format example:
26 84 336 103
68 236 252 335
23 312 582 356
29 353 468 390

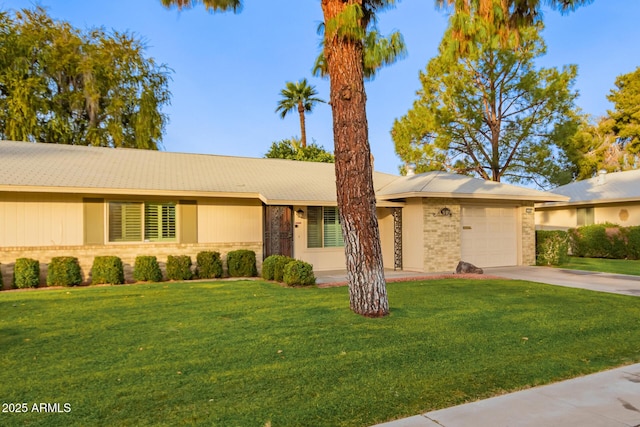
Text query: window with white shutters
306 206 344 248
108 201 176 242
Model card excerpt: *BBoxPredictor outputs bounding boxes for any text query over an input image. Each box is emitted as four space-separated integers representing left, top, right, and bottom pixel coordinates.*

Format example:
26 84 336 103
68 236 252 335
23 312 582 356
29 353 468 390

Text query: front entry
264 206 293 258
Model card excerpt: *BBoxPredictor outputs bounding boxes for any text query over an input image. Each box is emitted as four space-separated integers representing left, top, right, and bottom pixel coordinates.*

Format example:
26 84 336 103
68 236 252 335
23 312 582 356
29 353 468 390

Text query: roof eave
0 185 264 201
377 191 568 203
536 197 640 209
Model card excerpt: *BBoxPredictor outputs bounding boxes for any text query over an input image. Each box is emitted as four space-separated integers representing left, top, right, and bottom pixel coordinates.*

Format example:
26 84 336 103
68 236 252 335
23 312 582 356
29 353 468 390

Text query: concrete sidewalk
372 363 640 427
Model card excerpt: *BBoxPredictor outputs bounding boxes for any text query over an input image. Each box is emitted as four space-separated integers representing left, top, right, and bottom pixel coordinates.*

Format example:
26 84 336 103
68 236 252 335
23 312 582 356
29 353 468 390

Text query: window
307 206 344 248
145 203 176 241
576 207 594 226
108 201 176 242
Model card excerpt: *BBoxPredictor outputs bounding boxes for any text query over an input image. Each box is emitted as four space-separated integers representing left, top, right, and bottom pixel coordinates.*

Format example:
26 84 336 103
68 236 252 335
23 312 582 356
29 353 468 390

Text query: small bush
536 230 569 266
261 255 278 280
273 256 294 282
0 263 3 288
133 256 163 282
227 250 257 277
47 257 82 287
196 251 223 279
283 260 316 287
13 258 40 289
91 256 124 285
627 226 640 260
166 255 193 281
262 255 294 281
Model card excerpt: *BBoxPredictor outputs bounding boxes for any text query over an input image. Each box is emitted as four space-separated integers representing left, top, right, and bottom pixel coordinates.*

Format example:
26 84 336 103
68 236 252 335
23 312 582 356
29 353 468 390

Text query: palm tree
275 79 324 149
436 0 592 49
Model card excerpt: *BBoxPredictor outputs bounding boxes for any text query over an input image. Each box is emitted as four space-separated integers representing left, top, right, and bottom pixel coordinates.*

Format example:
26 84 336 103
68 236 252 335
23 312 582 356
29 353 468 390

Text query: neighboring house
536 169 640 230
0 141 565 285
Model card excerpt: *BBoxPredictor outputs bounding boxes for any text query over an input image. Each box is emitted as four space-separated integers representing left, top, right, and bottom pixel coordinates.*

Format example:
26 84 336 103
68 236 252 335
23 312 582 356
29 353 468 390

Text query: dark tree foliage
0 7 171 149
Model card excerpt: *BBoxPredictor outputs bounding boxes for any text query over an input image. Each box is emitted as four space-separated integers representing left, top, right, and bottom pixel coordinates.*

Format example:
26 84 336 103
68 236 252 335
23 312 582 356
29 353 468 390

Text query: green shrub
283 260 316 286
133 256 163 282
91 256 124 285
535 230 569 266
261 255 278 280
0 263 3 288
227 250 257 277
273 256 294 282
627 226 640 260
47 257 82 287
196 251 223 279
570 223 627 259
166 255 193 281
262 255 294 281
13 258 40 289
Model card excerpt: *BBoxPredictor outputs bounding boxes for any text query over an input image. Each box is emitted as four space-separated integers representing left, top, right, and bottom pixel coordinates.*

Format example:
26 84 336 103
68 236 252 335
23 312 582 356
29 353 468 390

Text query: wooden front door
264 206 293 258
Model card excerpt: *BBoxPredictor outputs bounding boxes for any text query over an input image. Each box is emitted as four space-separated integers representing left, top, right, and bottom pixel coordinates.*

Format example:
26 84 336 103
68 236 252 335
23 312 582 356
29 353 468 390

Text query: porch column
392 208 403 270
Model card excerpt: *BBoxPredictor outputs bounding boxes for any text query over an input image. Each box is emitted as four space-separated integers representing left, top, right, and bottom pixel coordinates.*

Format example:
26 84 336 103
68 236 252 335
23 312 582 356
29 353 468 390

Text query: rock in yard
455 261 483 274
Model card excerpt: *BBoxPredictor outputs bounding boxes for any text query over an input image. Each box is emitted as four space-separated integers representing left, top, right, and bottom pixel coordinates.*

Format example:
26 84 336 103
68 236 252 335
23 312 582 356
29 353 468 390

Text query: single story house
0 140 566 284
536 169 640 230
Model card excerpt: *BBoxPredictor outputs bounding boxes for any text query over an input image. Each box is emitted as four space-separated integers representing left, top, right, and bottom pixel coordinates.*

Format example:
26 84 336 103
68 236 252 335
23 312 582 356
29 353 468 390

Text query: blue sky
3 1 640 175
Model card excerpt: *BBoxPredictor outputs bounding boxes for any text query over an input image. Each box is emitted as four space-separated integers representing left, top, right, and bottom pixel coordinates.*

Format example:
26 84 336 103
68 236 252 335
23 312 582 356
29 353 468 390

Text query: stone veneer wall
0 242 262 289
422 198 462 272
521 203 536 265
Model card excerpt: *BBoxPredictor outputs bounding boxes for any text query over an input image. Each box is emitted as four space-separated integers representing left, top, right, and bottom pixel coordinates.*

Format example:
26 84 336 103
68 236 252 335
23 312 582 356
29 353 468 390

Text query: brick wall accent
422 199 461 272
521 203 536 265
0 242 262 289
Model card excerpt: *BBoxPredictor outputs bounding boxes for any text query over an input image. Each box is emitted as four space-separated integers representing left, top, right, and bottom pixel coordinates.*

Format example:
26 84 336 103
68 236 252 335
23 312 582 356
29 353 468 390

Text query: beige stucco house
536 169 640 230
0 140 565 284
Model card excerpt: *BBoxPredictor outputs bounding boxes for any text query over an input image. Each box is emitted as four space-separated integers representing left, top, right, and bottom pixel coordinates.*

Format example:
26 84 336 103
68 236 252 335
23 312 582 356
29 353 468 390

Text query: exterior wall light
433 207 452 217
296 209 304 218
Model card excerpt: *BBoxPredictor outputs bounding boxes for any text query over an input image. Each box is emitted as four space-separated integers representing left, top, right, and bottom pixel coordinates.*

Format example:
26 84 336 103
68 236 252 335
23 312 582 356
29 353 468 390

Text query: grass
559 256 640 276
1 279 639 427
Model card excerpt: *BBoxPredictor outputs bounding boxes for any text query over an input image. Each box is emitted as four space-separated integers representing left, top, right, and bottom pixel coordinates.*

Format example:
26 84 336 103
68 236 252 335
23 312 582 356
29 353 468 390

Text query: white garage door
461 206 518 268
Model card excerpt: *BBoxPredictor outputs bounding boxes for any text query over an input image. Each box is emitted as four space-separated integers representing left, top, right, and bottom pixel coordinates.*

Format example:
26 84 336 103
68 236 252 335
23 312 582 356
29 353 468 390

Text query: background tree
0 7 171 149
392 23 579 189
559 117 623 180
161 0 405 317
265 138 335 163
275 79 324 148
558 66 640 182
607 66 640 159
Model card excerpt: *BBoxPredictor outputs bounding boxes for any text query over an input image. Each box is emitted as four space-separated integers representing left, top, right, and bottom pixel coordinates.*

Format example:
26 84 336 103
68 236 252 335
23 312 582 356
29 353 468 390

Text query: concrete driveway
317 266 639 297
484 266 640 297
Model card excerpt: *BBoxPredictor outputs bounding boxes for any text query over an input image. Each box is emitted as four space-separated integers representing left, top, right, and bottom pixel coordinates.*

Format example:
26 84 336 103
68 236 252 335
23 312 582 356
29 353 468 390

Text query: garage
461 206 518 268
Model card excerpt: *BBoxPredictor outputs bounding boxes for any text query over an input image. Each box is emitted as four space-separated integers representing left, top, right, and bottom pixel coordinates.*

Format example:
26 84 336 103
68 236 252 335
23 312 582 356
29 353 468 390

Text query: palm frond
160 0 242 13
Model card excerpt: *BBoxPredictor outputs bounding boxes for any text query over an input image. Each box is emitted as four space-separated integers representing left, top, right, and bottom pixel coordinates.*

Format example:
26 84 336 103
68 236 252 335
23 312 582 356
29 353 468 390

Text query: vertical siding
197 198 263 243
0 193 83 246
377 208 394 269
401 199 425 271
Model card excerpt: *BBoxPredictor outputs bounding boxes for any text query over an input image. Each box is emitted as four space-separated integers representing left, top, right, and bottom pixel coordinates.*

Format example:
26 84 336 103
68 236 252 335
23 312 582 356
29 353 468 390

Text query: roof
0 140 564 204
375 171 566 202
537 169 640 208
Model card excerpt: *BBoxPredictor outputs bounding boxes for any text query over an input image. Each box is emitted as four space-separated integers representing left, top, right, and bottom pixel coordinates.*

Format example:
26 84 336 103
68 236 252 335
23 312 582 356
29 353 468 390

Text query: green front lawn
1 279 639 427
559 256 640 276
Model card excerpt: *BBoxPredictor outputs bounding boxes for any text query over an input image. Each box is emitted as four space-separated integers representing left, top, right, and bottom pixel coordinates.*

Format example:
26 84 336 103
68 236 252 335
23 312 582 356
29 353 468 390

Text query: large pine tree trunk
321 0 389 317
